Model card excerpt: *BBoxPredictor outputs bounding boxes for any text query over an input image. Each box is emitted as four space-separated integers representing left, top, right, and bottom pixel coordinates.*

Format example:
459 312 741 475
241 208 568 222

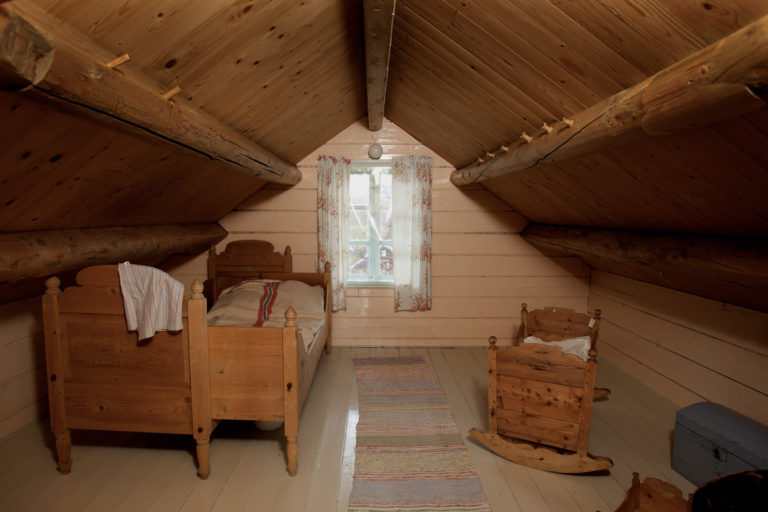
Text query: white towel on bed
117 262 184 341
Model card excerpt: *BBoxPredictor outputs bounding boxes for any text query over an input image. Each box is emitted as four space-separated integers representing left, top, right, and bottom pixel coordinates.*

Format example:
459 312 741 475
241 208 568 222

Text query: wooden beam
363 0 396 131
522 225 768 313
451 15 768 186
0 223 227 283
0 3 301 185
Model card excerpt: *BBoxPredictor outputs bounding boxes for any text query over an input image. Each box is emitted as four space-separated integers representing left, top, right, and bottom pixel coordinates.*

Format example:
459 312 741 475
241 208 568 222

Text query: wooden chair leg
286 435 298 476
196 439 211 480
54 430 72 474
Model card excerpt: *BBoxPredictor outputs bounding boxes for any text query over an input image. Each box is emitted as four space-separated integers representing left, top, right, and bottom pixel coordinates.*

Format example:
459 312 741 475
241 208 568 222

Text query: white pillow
523 335 591 361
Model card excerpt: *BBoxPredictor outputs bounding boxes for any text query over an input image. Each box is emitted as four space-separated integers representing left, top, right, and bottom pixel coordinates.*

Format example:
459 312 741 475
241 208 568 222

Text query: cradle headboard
206 240 292 302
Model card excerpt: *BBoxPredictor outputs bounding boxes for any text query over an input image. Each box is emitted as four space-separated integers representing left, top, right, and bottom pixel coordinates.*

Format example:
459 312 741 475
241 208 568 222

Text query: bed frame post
517 303 529 345
42 276 71 474
324 261 332 354
188 280 213 479
207 245 218 302
488 336 498 436
283 246 293 272
282 306 299 475
589 309 601 353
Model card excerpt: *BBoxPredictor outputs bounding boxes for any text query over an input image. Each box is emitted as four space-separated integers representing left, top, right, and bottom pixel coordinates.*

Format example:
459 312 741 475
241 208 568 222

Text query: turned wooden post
207 245 218 302
516 302 529 345
589 309 602 361
324 261 332 354
42 276 71 474
283 307 299 475
188 279 213 479
488 336 498 436
283 246 293 273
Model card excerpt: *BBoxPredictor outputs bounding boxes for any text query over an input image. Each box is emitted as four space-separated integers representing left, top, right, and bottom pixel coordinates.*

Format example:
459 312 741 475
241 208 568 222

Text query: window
347 160 394 286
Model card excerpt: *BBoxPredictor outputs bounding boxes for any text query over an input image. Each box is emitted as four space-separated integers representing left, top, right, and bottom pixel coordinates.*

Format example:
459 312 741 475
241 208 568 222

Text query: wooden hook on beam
105 53 130 69
161 85 182 100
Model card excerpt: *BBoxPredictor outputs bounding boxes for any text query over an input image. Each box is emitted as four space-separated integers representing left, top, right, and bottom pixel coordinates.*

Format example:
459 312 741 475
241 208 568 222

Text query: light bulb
368 143 383 159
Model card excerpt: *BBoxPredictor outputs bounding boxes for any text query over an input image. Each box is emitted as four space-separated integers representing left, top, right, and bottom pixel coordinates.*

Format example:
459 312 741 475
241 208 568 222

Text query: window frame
346 159 395 288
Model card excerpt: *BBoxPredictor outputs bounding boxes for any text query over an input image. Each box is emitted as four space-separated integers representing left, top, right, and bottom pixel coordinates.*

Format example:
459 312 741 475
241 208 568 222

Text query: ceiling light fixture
368 130 383 159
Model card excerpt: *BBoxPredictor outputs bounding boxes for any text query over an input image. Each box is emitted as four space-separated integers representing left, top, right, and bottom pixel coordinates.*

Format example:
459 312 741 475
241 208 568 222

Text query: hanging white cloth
117 262 184 340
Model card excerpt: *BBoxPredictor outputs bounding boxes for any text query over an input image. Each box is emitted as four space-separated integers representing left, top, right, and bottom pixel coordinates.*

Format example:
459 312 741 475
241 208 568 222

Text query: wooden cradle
469 304 613 473
42 240 331 479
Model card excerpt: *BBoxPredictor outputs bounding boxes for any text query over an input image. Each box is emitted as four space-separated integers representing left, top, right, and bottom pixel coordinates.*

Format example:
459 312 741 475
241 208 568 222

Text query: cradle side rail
469 336 613 473
42 266 214 478
519 303 610 401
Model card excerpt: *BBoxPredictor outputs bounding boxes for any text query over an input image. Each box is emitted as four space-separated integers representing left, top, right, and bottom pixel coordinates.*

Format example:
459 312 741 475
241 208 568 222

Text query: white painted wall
590 271 768 426
169 118 590 346
0 297 46 439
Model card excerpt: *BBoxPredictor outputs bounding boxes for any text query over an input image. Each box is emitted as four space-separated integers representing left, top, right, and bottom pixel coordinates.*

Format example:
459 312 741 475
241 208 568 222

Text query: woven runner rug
349 356 490 512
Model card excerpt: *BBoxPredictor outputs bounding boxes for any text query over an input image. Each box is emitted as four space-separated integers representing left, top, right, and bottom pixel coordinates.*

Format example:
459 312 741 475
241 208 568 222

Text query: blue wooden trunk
672 402 768 486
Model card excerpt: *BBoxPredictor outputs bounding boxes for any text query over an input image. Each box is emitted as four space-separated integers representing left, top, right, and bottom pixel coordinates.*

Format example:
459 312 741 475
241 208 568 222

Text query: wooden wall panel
590 271 768 426
167 118 590 346
27 0 366 165
481 113 768 236
0 298 46 438
0 92 265 231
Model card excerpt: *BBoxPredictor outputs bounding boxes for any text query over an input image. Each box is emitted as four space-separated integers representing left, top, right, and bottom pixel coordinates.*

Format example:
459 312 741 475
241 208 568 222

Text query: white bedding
523 335 591 361
207 279 326 350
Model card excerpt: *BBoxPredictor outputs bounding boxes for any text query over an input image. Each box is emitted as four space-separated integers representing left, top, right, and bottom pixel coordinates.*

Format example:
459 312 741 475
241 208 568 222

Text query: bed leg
286 435 298 476
196 439 211 480
54 430 72 474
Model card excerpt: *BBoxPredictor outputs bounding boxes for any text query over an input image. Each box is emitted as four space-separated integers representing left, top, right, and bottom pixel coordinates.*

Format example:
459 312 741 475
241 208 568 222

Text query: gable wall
170 119 590 346
590 271 768 426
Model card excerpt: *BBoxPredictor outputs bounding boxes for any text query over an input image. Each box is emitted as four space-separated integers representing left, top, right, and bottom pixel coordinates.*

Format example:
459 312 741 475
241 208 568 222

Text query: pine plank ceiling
1 0 768 307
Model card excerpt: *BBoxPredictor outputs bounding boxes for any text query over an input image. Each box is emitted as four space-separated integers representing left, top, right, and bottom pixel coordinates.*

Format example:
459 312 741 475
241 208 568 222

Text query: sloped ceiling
1 0 767 308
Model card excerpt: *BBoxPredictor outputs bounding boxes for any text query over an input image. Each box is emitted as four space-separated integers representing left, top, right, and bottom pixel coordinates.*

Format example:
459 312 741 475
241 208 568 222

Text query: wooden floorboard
0 347 697 511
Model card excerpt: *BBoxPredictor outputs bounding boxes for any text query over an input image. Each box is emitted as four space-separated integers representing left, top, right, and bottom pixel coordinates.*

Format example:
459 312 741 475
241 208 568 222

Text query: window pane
348 244 368 276
349 208 369 241
347 164 394 284
380 245 393 276
349 174 369 206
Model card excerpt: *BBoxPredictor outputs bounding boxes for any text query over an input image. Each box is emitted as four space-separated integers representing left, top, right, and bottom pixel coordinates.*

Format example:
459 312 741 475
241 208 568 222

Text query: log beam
451 15 768 186
0 223 227 283
522 225 768 313
363 0 396 131
0 3 301 185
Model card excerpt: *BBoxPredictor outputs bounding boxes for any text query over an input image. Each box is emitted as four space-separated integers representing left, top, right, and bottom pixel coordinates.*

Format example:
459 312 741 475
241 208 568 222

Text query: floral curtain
392 156 433 311
317 156 350 311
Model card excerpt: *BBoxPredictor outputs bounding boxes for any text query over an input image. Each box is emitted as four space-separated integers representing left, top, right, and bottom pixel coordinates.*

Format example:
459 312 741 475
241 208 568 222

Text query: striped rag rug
349 356 490 512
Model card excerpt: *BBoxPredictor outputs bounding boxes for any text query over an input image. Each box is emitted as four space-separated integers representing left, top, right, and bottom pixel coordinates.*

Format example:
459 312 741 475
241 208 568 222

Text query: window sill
346 281 394 289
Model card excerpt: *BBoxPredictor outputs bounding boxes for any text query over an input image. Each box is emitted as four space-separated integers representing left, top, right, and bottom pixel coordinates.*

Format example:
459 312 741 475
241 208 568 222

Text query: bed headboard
207 240 293 302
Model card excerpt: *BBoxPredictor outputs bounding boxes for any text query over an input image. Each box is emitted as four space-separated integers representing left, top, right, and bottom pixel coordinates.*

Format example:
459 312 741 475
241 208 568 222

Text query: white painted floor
0 347 696 511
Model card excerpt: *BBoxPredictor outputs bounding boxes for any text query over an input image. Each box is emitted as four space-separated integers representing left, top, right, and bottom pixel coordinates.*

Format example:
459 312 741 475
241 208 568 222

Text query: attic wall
168 119 591 346
0 298 44 439
590 271 768 427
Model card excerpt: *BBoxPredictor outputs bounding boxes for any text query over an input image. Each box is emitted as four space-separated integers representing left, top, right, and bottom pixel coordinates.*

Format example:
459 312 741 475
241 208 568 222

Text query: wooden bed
469 304 613 474
42 240 331 479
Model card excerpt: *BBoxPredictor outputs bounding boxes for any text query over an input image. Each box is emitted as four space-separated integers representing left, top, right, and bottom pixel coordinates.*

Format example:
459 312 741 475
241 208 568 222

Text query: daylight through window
348 161 393 285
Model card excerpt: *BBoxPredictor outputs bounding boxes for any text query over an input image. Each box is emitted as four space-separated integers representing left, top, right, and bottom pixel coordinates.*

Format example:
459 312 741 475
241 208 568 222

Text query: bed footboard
42 268 215 479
